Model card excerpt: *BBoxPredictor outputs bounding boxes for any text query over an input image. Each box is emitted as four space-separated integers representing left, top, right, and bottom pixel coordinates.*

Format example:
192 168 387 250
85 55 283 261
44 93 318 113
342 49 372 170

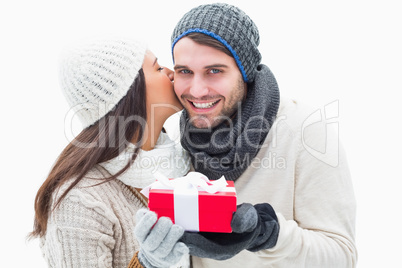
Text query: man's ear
243 83 248 101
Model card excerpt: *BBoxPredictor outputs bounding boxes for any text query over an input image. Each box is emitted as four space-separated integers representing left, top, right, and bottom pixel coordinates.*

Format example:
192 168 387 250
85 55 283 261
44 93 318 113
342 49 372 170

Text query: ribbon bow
141 171 228 198
140 171 229 232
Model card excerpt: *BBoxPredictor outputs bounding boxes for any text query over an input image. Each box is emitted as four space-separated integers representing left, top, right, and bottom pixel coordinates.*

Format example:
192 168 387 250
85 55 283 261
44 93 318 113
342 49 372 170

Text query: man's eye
180 69 191 74
209 69 221 74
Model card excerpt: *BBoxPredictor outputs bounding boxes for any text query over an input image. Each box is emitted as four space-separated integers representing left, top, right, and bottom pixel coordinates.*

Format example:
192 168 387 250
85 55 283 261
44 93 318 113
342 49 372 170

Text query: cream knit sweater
40 171 146 267
40 133 190 267
192 97 357 267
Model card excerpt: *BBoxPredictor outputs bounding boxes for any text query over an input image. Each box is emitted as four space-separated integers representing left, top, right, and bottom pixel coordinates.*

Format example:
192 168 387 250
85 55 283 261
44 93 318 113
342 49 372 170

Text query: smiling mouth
189 100 220 109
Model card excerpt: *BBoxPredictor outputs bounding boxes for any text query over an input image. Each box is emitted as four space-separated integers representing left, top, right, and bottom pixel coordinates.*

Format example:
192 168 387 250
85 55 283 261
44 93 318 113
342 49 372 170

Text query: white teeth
192 101 218 109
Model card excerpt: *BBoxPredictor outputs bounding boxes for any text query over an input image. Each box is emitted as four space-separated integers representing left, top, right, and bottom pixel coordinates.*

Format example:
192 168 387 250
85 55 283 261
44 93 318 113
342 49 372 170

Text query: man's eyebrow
174 64 229 70
204 64 228 69
174 64 187 70
153 57 158 67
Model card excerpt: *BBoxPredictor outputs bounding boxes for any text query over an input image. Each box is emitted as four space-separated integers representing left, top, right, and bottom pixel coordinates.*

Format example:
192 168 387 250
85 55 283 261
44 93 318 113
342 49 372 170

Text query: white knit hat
59 38 147 128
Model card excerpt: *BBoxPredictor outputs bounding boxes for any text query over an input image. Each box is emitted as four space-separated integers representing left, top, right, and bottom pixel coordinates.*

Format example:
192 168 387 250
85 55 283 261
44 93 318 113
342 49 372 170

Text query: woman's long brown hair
29 69 147 238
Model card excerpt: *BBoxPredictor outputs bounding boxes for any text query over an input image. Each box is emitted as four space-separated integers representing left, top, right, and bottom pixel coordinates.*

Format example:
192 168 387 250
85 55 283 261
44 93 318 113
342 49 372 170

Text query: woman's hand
134 209 189 268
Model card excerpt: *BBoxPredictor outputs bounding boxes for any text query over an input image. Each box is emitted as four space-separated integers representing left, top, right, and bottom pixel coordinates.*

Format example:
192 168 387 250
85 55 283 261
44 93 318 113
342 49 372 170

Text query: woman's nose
163 67 174 81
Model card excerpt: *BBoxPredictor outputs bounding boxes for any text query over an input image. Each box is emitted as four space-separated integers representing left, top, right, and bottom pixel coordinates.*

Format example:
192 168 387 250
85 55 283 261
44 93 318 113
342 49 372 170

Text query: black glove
180 203 279 260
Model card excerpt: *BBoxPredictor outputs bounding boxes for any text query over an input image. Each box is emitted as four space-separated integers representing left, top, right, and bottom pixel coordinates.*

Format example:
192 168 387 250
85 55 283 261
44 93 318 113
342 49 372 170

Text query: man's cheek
173 82 184 97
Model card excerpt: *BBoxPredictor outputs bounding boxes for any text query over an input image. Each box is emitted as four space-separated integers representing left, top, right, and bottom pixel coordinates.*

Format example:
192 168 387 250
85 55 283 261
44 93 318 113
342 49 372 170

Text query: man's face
173 37 246 129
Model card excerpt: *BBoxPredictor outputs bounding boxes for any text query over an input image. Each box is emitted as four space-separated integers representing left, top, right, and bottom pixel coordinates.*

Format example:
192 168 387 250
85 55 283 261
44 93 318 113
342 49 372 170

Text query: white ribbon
141 171 229 231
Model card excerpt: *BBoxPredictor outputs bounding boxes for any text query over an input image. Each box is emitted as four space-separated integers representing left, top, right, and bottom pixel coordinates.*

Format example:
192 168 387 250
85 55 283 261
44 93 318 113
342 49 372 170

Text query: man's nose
189 74 209 98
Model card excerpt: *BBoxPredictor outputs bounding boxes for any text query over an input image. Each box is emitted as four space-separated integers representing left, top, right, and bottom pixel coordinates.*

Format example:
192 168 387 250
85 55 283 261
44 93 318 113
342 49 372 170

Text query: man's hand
180 203 279 260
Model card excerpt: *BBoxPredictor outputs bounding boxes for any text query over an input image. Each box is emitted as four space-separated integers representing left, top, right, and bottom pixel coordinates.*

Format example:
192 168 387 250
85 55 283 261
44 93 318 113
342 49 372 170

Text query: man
171 3 357 267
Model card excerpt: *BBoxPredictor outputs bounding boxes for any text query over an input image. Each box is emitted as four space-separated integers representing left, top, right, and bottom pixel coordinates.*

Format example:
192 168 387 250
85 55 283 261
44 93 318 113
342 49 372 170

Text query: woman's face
142 50 183 123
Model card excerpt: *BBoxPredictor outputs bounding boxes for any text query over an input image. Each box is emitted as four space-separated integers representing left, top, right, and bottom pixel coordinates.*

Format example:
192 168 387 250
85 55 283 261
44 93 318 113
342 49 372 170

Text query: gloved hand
180 203 279 260
134 209 189 268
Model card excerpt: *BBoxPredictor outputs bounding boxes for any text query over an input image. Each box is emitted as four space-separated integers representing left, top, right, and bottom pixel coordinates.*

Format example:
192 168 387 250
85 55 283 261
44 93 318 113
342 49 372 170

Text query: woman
30 38 190 267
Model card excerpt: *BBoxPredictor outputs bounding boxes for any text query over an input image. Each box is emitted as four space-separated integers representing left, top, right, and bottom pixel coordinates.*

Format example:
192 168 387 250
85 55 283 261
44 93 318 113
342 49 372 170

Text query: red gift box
144 172 237 233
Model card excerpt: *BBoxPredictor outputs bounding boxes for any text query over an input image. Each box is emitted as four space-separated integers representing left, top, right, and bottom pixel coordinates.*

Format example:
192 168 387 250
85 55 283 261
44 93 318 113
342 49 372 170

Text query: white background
1 0 401 267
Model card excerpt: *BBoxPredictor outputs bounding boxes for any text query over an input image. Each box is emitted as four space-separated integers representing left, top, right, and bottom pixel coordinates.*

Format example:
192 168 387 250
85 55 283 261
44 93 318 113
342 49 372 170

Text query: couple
31 3 357 268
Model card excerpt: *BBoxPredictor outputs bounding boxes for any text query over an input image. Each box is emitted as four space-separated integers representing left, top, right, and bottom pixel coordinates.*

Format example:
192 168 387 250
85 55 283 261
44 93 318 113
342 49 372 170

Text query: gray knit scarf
180 64 280 181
